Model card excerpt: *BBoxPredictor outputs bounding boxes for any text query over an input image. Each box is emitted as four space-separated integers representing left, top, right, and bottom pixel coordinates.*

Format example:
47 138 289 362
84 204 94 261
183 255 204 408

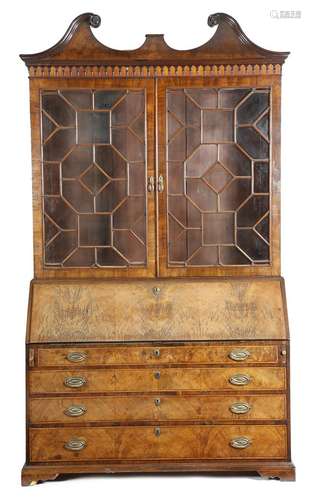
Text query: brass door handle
147 176 155 192
66 352 87 363
228 349 250 361
64 438 86 451
230 402 251 414
230 436 252 449
64 405 87 417
157 175 164 192
229 374 251 386
64 376 87 388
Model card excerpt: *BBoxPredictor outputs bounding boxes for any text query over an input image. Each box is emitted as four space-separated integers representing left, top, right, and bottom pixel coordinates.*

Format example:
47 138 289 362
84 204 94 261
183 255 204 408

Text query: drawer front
29 367 286 394
29 394 287 423
29 424 288 462
36 344 280 367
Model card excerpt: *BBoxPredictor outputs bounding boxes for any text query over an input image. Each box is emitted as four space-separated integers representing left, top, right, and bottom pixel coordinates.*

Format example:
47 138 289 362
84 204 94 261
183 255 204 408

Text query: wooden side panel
28 278 288 342
29 394 287 423
29 425 288 462
29 367 286 394
37 344 280 366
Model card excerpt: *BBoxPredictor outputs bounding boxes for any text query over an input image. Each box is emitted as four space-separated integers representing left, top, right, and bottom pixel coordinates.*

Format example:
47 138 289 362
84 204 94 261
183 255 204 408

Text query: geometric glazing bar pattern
41 89 147 267
166 87 270 266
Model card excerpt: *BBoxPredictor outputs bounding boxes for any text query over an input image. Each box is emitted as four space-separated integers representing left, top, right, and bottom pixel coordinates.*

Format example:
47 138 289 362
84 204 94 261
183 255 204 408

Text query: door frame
30 77 156 279
156 76 281 278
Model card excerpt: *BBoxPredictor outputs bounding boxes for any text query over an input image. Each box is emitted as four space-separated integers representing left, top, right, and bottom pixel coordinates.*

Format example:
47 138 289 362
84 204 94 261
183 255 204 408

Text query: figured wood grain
29 394 287 423
29 424 288 462
28 278 287 342
36 343 280 366
21 12 293 484
29 367 286 394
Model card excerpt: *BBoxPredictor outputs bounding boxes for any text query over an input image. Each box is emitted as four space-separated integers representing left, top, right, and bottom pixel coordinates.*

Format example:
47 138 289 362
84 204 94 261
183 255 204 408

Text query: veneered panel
29 425 287 461
28 278 287 342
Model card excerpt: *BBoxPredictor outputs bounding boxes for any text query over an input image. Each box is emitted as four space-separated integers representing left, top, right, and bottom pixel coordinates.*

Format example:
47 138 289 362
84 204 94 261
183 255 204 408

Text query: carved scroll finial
207 13 221 27
208 12 237 28
89 14 101 28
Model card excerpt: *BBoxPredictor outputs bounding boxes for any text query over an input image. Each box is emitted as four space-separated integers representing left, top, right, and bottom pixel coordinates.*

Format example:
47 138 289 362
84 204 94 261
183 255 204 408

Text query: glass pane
236 127 269 159
43 163 60 195
254 162 269 193
166 87 271 267
203 110 234 142
77 112 110 144
61 90 93 110
79 214 111 246
237 92 269 124
219 89 250 108
63 248 95 267
41 89 147 268
94 90 125 110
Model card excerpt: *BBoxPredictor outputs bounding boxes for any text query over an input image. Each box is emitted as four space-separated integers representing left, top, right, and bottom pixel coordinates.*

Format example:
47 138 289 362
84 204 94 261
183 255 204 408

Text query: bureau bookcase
20 12 295 484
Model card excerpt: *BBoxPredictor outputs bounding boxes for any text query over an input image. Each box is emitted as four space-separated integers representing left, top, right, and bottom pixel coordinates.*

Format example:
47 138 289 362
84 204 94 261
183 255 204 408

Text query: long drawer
36 344 281 367
29 425 288 462
29 394 287 423
29 367 286 394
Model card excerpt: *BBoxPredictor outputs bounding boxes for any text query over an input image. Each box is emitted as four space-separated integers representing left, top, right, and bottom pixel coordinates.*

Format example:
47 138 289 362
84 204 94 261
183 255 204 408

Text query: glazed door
33 79 155 278
157 77 279 277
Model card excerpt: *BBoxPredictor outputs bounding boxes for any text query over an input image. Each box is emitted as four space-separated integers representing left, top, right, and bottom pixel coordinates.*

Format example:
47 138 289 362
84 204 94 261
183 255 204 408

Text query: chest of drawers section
26 341 290 464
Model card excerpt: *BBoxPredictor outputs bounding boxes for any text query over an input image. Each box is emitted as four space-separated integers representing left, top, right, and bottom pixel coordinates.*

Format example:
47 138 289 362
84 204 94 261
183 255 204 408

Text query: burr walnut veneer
20 12 294 484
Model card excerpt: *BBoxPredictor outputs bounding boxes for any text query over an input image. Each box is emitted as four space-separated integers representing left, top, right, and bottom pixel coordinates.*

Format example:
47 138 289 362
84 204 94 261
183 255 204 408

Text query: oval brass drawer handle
66 352 87 363
64 438 86 451
64 405 87 417
230 436 252 449
229 349 250 361
230 402 251 414
229 374 251 386
64 376 87 388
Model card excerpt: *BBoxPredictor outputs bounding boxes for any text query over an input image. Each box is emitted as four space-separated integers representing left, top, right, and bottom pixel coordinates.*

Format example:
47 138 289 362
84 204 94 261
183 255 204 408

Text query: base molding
21 461 295 485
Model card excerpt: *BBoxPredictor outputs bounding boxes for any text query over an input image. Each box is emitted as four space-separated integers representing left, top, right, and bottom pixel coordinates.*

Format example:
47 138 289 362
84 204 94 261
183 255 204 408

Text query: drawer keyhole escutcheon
230 436 252 449
64 376 87 388
229 349 250 361
154 349 161 358
64 438 86 451
229 374 251 386
154 398 161 406
64 405 87 417
152 287 161 297
66 352 87 363
155 427 161 437
230 402 251 414
154 371 161 380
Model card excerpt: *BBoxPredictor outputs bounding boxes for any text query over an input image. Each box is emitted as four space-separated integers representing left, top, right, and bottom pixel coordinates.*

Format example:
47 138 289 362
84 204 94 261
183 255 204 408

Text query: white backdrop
0 0 309 497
